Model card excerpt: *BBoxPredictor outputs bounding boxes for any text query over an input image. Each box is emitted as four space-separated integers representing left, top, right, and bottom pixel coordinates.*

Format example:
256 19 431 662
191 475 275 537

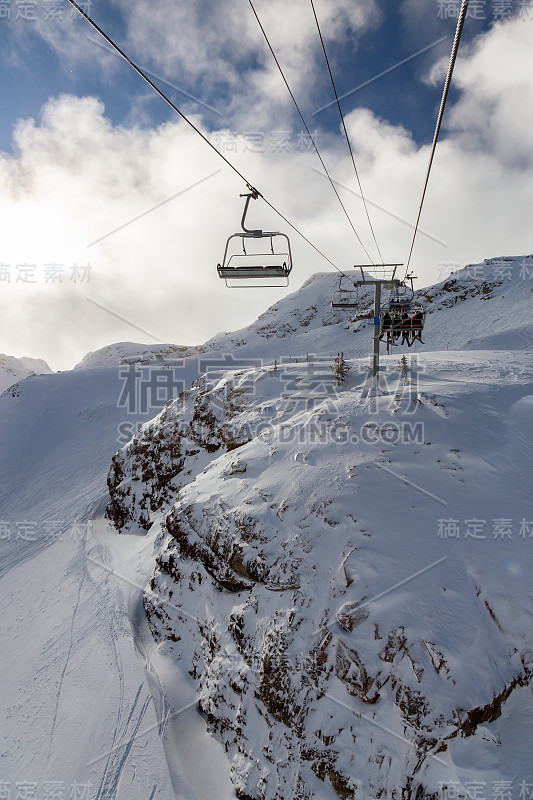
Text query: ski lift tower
354 264 402 392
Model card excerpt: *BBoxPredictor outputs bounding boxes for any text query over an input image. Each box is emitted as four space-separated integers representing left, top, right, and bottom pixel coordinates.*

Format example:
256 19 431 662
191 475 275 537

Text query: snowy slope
0 352 53 393
74 342 197 370
418 256 533 352
0 369 184 798
204 255 533 357
73 255 533 374
108 350 533 799
1 254 532 800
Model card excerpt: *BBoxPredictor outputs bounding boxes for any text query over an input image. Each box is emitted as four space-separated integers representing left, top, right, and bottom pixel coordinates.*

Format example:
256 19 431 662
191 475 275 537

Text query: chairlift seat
217 239 292 285
218 263 290 279
331 290 358 309
218 192 293 287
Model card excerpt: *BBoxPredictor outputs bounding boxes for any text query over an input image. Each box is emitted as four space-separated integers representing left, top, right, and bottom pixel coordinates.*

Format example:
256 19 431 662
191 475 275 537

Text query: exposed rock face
74 342 196 370
106 370 258 532
417 276 504 308
106 362 533 799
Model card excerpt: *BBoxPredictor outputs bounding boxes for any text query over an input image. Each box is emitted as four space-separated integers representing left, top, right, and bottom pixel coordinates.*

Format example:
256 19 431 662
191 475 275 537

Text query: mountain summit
1 255 532 799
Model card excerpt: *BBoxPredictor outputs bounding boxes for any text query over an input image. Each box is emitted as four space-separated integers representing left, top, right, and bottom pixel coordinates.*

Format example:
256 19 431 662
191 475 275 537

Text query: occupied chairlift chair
217 190 293 287
380 276 426 352
381 278 414 315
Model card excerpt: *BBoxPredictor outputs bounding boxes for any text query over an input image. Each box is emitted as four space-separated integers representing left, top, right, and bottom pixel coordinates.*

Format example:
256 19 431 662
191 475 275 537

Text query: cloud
446 17 533 168
122 0 380 98
1 15 533 370
4 4 119 75
19 0 381 131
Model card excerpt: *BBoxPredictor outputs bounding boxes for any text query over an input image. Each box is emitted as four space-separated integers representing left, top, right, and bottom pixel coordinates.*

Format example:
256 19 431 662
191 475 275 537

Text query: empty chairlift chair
217 191 293 287
331 277 359 310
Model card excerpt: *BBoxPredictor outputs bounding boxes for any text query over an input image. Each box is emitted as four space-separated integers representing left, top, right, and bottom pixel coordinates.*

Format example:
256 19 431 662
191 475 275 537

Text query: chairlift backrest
331 291 358 309
331 275 359 309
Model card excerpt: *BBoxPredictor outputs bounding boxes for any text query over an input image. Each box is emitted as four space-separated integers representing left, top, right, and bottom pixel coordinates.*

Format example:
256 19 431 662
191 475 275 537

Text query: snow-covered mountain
73 254 533 373
74 342 196 370
1 256 532 800
107 354 533 799
0 353 53 393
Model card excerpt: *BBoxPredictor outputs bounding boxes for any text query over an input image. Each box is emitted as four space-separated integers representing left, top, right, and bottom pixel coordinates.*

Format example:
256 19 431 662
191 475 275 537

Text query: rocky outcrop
106 362 533 799
106 371 260 531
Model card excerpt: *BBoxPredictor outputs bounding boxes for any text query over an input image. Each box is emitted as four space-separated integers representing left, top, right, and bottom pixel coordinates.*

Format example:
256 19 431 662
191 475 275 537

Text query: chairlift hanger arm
248 0 377 265
240 193 261 235
65 0 344 276
239 191 281 238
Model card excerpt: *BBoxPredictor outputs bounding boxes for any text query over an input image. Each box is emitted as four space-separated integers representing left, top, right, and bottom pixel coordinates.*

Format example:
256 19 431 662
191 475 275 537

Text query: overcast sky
0 0 531 370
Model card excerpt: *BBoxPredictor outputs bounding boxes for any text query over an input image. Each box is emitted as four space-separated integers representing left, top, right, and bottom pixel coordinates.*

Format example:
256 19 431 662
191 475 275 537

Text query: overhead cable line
310 0 385 266
248 0 376 266
404 0 469 275
65 0 344 274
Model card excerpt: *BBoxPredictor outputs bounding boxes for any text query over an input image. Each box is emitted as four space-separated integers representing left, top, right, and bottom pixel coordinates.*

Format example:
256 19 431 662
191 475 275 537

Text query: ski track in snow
94 685 152 800
1 257 532 799
84 541 129 800
45 536 88 767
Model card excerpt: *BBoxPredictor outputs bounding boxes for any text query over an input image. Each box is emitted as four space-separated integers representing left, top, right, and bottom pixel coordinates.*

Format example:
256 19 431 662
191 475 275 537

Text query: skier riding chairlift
379 312 393 344
410 310 425 345
400 312 412 346
391 312 402 342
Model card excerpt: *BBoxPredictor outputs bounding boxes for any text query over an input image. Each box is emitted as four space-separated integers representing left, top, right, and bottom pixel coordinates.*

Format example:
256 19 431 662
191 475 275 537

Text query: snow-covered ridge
75 255 533 372
417 255 533 352
2 253 532 800
6 254 530 384
73 341 197 370
106 348 533 799
0 353 53 394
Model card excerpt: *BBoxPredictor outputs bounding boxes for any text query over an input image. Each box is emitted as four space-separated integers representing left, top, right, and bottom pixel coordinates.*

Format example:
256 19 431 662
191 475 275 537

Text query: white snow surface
74 343 196 370
0 353 53 393
71 255 533 372
0 255 532 799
